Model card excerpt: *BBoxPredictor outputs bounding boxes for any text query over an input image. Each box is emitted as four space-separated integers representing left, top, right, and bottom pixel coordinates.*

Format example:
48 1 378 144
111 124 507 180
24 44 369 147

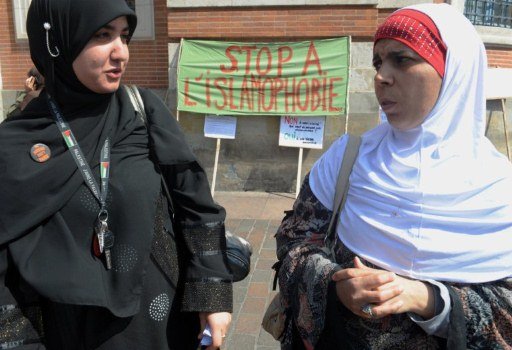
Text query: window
464 0 512 28
12 0 31 40
131 0 155 40
12 0 154 40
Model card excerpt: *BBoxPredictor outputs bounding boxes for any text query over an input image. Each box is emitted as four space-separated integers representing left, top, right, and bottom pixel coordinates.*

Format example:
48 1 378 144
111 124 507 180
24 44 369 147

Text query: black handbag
225 231 252 282
125 85 253 283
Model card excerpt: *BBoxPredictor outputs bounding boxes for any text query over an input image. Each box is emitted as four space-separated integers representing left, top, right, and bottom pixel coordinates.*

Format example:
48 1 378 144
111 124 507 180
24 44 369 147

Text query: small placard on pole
204 115 237 197
204 115 237 139
279 115 325 149
279 115 326 197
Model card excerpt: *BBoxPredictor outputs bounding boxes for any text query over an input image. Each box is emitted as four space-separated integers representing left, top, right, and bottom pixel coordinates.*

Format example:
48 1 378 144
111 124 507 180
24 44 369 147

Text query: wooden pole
345 35 352 134
211 138 221 198
295 147 304 198
176 38 184 122
501 98 511 161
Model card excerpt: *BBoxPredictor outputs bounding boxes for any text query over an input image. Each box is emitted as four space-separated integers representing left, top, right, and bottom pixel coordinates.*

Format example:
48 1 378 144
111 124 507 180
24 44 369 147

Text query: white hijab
310 3 512 283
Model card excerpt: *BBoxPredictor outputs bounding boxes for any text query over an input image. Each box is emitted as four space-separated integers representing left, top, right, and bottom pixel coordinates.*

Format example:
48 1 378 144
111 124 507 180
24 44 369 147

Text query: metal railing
464 0 512 28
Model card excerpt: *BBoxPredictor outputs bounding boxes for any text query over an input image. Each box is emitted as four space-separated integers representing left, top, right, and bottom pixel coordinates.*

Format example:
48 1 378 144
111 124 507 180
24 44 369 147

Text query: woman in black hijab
0 0 232 349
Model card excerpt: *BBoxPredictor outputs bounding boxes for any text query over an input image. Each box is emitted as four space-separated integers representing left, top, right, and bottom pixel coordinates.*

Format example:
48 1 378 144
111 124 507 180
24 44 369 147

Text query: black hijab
26 0 137 110
0 0 195 317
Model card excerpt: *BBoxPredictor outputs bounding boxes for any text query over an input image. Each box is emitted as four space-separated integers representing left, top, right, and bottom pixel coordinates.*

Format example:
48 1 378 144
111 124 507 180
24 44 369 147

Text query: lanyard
47 95 115 269
47 96 110 214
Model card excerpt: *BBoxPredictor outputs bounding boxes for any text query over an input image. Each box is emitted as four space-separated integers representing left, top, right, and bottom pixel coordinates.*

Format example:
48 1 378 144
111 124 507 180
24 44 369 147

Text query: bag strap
323 134 361 256
125 84 148 125
124 85 176 216
271 135 361 290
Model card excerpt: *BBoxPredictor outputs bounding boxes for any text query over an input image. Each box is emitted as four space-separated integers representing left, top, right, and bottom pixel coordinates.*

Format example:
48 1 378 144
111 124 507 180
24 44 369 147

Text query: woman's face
72 16 130 94
373 39 442 131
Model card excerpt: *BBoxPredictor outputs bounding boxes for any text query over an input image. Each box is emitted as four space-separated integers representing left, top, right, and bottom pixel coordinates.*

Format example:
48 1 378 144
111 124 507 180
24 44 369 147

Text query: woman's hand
332 257 435 319
332 257 403 319
198 311 232 349
25 76 38 92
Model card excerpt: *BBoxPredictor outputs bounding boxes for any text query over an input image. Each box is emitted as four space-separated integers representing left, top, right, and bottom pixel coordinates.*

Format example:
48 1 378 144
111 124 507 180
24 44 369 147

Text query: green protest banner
177 38 349 116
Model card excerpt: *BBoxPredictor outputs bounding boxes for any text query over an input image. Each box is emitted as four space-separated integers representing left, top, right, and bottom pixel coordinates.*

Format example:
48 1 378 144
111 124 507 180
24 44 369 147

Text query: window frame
451 0 512 45
12 0 155 41
463 0 512 29
12 0 31 40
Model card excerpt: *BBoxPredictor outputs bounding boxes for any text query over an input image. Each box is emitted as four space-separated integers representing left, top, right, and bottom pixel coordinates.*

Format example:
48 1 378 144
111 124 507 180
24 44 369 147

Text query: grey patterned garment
276 174 512 350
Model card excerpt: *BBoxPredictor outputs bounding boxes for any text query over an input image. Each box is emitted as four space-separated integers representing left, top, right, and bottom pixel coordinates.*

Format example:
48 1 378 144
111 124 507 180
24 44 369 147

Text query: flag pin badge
30 143 51 163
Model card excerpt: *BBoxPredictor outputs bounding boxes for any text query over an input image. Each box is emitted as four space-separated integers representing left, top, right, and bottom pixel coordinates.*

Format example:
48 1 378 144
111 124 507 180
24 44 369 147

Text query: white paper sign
204 115 237 139
279 115 325 149
486 68 512 99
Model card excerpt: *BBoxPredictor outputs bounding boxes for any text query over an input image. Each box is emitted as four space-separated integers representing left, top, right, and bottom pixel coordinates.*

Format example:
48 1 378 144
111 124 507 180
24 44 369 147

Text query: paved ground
214 191 296 350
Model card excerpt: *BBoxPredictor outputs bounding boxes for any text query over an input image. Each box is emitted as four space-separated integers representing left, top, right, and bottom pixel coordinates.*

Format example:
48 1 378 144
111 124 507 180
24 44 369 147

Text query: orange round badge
30 143 51 163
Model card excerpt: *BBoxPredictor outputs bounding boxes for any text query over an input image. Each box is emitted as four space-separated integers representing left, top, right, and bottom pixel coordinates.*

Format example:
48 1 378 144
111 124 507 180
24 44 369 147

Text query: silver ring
361 303 375 318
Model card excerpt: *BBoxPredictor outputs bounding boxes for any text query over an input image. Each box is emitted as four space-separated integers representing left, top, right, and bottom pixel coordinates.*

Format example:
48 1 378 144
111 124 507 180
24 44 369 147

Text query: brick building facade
1 0 511 192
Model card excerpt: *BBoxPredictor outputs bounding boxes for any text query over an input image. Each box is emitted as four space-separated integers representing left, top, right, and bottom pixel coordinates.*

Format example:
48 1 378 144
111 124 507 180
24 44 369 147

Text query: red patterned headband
374 9 447 77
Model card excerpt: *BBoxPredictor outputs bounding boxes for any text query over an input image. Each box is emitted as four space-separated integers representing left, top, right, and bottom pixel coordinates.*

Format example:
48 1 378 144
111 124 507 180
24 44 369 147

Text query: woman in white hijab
275 3 512 350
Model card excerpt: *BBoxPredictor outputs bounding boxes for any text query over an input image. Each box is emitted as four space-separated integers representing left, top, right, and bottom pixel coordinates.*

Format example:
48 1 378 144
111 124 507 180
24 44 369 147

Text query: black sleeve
138 86 233 313
161 163 233 313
